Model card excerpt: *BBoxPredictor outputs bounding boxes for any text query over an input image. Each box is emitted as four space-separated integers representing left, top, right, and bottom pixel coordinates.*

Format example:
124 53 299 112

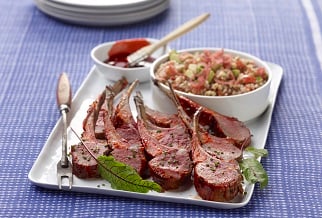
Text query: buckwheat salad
155 50 269 96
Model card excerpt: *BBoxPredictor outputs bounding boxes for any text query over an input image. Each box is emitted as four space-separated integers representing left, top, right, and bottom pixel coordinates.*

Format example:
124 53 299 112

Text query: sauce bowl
91 38 171 83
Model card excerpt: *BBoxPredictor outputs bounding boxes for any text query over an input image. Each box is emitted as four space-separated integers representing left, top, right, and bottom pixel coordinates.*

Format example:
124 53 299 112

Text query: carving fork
56 72 73 189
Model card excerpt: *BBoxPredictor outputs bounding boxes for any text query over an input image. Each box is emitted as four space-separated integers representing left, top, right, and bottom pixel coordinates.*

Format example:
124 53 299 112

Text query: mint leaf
239 158 268 189
245 147 268 159
97 155 162 193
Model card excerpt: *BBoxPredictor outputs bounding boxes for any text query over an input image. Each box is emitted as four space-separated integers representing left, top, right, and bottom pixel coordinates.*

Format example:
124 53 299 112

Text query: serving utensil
56 72 73 189
127 13 210 67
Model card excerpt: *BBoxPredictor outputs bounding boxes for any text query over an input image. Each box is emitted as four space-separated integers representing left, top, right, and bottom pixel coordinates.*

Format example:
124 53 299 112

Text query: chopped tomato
222 54 232 68
166 63 178 78
238 75 256 84
236 59 247 71
191 76 206 94
255 67 268 79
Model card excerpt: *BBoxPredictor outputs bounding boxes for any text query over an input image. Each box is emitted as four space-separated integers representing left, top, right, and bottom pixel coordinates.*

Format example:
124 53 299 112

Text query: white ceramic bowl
150 48 272 122
91 38 171 83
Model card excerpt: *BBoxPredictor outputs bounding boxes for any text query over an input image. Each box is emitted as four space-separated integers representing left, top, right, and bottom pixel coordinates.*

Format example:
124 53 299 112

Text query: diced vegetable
207 70 215 83
169 50 180 62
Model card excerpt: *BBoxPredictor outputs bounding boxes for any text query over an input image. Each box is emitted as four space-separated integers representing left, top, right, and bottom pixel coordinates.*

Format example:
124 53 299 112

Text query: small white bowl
150 48 272 122
91 38 171 83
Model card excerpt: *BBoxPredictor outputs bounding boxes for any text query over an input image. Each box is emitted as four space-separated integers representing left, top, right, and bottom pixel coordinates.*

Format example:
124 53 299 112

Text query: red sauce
104 38 155 68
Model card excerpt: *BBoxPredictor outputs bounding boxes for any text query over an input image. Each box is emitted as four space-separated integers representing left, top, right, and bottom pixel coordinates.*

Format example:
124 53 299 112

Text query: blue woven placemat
0 0 321 217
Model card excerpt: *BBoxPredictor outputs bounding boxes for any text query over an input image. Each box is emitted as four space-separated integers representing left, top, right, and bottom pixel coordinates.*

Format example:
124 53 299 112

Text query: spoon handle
127 13 210 66
148 13 210 54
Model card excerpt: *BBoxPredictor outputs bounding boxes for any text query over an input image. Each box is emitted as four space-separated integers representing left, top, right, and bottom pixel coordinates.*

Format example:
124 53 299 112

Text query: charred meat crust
148 149 193 190
194 160 243 202
135 94 193 190
71 140 110 178
190 108 244 202
178 95 251 148
72 92 110 178
103 80 148 177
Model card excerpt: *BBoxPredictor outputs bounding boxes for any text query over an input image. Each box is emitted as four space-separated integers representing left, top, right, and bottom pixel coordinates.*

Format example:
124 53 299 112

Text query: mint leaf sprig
239 147 269 189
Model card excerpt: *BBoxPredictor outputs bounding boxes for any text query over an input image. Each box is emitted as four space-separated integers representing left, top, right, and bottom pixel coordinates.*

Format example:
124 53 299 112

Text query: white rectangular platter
28 62 283 209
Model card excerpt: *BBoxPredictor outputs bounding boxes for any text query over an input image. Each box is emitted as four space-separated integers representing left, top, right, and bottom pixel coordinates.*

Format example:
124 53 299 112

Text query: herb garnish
239 147 268 189
98 155 162 193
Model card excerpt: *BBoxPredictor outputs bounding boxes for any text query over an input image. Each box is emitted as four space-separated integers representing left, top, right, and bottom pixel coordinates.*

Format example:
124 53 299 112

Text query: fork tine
57 175 72 190
68 175 73 190
57 175 73 190
57 161 73 190
57 176 62 190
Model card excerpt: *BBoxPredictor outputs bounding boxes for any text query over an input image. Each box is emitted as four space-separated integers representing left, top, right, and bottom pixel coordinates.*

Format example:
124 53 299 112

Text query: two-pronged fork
56 72 73 189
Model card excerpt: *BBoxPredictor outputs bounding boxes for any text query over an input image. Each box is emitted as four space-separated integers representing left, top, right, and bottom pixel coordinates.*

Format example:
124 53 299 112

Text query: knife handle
56 72 72 109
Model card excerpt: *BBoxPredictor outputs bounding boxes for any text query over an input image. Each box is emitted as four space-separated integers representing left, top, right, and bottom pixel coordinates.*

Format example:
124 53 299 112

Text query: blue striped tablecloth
0 0 321 217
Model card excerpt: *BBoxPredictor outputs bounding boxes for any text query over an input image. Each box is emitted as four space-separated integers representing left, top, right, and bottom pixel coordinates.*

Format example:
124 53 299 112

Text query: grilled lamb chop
196 130 242 162
94 110 106 140
134 92 193 190
104 80 147 177
143 106 183 128
71 90 110 178
71 78 128 178
191 109 243 202
94 78 128 139
154 80 251 148
193 159 243 202
148 148 192 190
178 95 251 149
164 84 244 201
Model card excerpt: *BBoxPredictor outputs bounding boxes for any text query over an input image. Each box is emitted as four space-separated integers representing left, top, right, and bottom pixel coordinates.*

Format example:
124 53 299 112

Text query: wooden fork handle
56 72 72 109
